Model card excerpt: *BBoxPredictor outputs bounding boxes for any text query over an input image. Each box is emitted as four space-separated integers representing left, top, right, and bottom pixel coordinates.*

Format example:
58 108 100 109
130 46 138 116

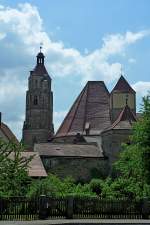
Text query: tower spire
36 45 45 65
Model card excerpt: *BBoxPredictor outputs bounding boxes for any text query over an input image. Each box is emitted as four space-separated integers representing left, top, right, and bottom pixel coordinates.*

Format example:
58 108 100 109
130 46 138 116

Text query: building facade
22 51 54 149
33 75 137 180
22 51 138 180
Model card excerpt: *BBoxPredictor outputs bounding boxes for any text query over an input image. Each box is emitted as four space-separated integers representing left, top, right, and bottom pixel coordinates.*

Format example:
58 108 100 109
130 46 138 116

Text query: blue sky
0 0 150 139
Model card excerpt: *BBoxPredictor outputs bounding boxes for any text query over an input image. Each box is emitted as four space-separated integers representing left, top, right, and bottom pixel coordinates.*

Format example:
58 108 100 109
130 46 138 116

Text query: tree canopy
0 140 33 197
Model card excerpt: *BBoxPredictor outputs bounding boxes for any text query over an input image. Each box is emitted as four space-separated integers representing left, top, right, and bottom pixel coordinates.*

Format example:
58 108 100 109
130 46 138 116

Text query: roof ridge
67 83 88 134
55 83 88 136
82 82 90 133
55 81 111 138
105 105 137 131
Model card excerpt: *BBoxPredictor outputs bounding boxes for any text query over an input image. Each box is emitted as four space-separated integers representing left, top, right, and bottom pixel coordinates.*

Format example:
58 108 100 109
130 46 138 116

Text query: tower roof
103 104 137 131
112 75 135 93
32 51 50 77
55 81 111 137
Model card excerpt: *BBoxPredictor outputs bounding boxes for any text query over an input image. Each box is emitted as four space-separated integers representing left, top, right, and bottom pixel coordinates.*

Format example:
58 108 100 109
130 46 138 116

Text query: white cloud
0 71 26 104
0 2 149 138
132 81 150 96
100 31 149 59
0 3 148 83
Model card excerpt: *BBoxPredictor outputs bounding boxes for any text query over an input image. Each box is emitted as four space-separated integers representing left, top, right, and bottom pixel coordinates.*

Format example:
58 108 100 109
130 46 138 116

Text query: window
35 80 38 88
33 96 38 105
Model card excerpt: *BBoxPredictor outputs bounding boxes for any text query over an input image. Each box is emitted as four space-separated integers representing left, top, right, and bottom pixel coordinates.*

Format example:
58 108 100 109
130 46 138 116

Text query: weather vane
40 42 43 52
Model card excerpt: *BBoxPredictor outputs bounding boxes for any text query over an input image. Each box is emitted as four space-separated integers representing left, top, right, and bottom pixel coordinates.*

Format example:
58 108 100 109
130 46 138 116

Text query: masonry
22 50 139 180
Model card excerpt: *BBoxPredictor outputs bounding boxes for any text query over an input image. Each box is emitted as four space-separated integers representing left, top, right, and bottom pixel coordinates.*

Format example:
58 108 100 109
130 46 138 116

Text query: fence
0 196 149 220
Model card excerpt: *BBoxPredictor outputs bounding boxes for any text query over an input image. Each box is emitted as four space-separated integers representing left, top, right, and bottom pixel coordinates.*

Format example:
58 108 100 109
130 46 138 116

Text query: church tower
110 75 136 123
22 50 54 149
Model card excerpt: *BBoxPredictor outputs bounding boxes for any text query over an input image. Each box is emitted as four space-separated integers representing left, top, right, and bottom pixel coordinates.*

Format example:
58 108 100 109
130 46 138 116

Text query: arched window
34 96 38 105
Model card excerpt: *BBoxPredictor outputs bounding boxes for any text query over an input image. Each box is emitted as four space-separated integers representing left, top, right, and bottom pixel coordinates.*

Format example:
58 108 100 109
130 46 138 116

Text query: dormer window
34 96 38 105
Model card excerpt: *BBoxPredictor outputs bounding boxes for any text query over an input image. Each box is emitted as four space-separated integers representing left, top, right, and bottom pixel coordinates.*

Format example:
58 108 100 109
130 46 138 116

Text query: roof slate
103 104 137 131
112 75 135 93
55 81 111 137
34 143 104 158
0 122 19 144
33 64 49 76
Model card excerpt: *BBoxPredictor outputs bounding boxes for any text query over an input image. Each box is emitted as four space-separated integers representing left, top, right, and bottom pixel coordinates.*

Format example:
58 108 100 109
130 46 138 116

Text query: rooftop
34 143 104 158
111 75 135 93
103 104 137 131
9 151 47 177
55 81 111 137
0 122 19 144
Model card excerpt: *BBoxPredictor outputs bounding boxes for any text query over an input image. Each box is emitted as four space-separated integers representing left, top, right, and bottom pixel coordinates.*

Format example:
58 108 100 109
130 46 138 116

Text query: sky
0 0 150 140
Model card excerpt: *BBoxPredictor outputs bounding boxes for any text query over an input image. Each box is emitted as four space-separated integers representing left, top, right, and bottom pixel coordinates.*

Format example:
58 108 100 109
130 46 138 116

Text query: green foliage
27 174 95 197
0 140 33 197
89 179 104 195
111 94 150 199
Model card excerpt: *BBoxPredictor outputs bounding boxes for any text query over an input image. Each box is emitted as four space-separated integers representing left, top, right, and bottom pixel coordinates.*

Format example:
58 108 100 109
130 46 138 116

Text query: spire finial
40 42 43 52
37 43 45 65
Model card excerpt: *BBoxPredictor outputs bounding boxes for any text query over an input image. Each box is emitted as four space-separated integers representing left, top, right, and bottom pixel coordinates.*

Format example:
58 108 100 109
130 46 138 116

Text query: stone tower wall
110 92 136 122
102 129 132 175
22 53 54 149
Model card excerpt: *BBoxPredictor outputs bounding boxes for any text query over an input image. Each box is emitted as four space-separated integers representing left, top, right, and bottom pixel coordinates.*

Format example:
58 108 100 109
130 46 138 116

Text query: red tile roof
0 122 19 144
55 81 111 137
112 75 135 93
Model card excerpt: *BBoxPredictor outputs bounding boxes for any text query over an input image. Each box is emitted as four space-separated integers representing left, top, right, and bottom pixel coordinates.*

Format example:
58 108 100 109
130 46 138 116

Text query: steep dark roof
112 75 135 93
33 64 49 76
34 143 103 158
55 81 111 137
0 122 19 144
103 104 137 131
32 51 51 77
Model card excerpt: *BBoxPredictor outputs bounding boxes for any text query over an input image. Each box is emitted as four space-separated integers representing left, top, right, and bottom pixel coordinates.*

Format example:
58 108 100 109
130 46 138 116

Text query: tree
113 94 150 198
0 140 33 197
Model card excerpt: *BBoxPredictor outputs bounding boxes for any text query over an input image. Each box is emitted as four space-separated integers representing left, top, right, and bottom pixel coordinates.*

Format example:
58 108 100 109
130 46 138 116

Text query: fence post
66 196 74 219
39 195 48 220
142 198 149 219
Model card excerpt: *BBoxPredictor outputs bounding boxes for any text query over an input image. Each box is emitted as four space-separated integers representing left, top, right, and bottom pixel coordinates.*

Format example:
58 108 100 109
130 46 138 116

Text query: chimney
0 112 1 127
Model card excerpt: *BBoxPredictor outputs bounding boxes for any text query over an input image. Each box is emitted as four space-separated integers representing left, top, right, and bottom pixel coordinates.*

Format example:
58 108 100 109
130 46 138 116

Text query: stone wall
23 129 50 149
41 156 108 182
110 92 136 122
102 129 132 175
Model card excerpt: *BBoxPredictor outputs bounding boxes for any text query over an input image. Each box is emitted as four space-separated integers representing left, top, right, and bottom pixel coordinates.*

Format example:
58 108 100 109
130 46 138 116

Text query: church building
22 50 138 181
